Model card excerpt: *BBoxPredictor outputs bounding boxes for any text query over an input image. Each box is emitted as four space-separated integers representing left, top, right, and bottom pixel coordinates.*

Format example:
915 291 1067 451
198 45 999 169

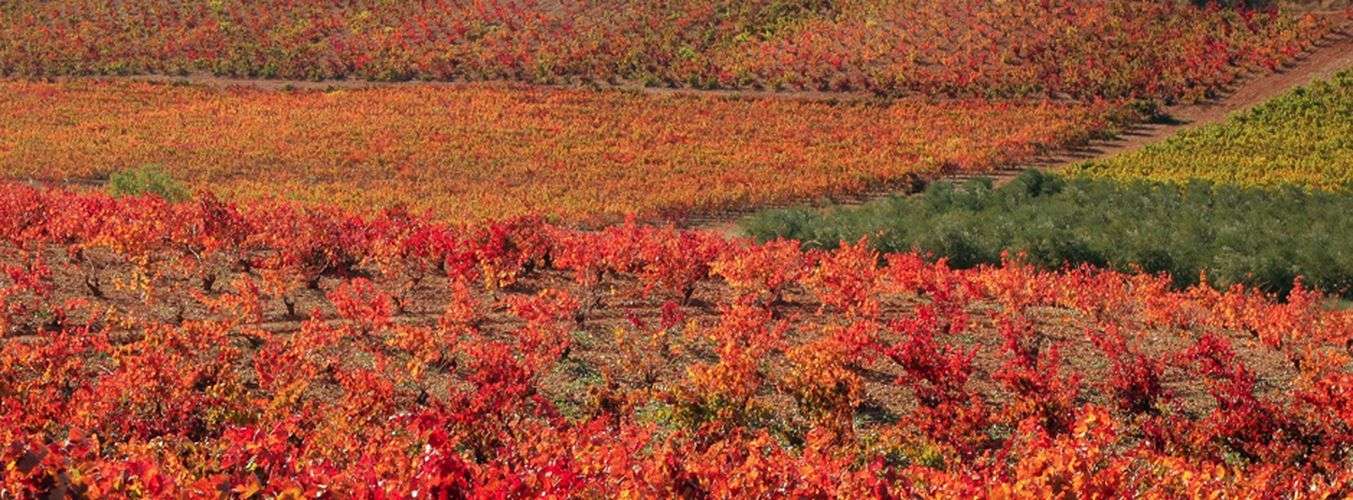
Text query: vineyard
0 0 1332 101
1074 69 1353 189
4 0 1353 497
4 185 1353 496
0 80 1119 224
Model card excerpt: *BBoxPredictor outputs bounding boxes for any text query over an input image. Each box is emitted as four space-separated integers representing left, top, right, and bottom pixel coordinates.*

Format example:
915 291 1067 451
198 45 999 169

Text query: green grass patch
740 170 1353 298
108 164 189 202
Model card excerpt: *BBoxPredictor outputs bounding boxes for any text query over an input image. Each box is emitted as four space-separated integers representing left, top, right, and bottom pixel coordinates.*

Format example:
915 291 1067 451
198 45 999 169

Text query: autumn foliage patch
0 0 1332 102
3 185 1353 496
0 80 1119 224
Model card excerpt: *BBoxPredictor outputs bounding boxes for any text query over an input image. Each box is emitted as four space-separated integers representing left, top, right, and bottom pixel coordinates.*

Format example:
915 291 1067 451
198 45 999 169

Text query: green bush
108 164 190 202
740 170 1353 298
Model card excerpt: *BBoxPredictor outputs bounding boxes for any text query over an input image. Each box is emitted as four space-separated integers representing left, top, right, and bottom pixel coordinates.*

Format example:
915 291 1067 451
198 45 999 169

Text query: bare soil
1 243 1306 428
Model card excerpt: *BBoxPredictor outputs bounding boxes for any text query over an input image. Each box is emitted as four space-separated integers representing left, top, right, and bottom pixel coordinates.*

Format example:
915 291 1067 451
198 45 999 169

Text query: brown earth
0 242 1305 428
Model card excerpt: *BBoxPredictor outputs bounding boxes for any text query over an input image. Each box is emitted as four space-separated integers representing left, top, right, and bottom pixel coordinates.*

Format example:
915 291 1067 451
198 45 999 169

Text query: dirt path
698 21 1353 236
90 73 880 104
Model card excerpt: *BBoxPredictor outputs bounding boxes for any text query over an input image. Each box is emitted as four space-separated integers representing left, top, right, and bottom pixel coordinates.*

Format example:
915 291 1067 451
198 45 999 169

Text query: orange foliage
1 184 1351 496
0 80 1119 224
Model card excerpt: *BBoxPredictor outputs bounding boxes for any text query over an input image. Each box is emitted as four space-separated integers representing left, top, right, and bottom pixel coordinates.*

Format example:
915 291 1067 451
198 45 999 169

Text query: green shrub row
740 170 1353 298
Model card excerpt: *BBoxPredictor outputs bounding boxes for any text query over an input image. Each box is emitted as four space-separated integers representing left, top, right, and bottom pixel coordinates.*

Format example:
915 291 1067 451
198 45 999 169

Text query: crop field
0 0 1331 101
1074 69 1353 189
4 186 1353 496
0 80 1118 224
4 0 1353 497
